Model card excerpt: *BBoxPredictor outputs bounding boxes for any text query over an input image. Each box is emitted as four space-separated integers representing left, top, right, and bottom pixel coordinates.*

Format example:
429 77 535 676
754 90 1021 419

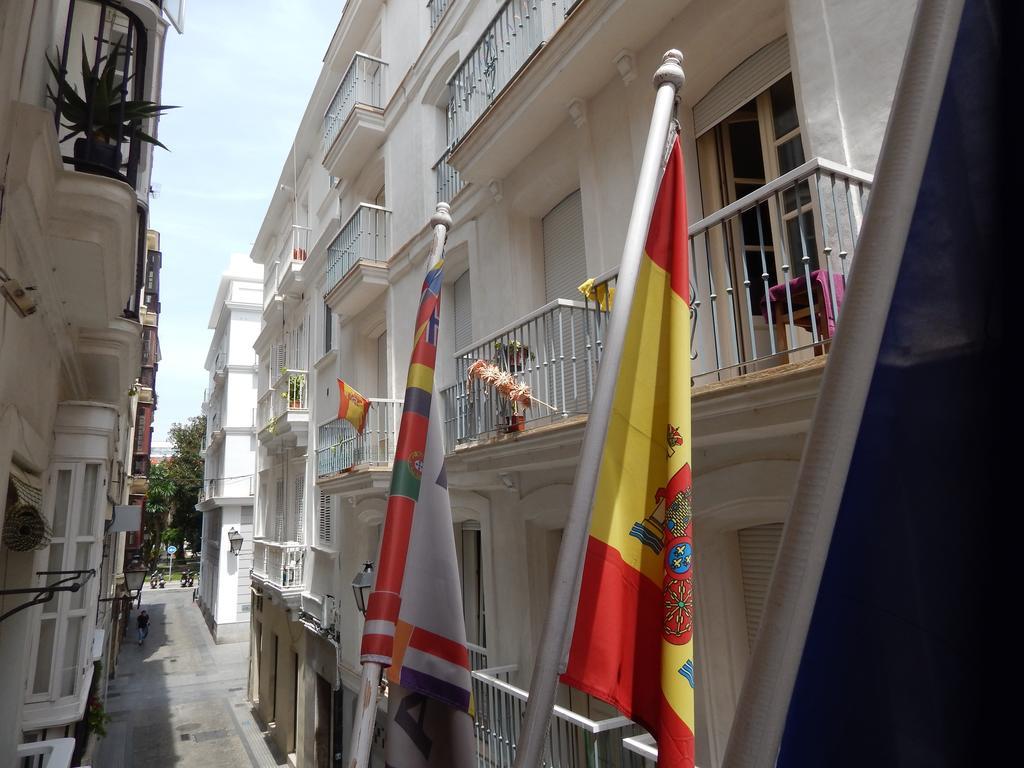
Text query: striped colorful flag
561 137 694 767
360 256 475 767
337 378 371 435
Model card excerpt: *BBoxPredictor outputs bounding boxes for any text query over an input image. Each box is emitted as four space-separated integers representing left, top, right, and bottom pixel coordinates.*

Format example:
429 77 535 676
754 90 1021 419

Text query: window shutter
274 480 285 542
376 332 388 396
693 36 790 137
454 270 472 352
738 522 784 649
318 491 332 546
293 476 305 544
543 190 587 302
272 344 287 375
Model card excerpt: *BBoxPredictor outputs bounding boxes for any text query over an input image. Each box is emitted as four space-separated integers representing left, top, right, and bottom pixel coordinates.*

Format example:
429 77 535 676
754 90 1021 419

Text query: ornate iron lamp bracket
0 569 96 623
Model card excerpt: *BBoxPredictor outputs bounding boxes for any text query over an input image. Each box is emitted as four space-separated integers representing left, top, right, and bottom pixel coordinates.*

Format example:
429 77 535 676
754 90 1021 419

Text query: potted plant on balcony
467 342 552 435
282 373 305 409
493 339 534 373
46 41 178 176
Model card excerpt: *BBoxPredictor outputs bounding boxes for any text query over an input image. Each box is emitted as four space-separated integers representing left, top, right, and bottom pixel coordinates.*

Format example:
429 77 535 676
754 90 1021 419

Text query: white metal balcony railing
441 298 605 449
325 204 392 295
200 474 255 501
257 369 309 431
471 664 650 768
263 227 311 306
291 224 310 263
446 0 580 144
427 0 452 31
686 156 870 380
213 347 228 378
252 539 305 589
322 52 388 153
442 158 871 447
316 399 403 477
434 147 465 204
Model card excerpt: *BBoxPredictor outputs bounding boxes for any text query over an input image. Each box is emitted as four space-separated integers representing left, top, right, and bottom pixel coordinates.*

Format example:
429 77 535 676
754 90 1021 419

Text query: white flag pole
721 2 964 766
512 50 684 768
347 202 453 768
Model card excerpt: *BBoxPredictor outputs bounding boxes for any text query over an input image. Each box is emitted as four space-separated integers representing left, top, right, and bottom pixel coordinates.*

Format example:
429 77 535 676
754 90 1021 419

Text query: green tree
166 415 206 555
142 460 174 570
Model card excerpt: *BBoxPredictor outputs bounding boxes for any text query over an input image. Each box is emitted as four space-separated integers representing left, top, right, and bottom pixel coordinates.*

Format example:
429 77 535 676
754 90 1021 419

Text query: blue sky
149 1 339 442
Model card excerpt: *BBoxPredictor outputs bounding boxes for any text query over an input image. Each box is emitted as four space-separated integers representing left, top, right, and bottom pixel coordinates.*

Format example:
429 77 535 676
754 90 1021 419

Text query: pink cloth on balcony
761 269 846 337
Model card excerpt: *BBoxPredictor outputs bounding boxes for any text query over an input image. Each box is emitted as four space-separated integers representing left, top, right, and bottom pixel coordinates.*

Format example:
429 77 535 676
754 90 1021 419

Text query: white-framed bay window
24 460 105 722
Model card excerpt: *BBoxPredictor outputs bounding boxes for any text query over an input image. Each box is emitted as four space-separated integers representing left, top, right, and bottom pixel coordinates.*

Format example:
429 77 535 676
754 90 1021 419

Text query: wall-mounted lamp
351 562 374 616
227 527 244 556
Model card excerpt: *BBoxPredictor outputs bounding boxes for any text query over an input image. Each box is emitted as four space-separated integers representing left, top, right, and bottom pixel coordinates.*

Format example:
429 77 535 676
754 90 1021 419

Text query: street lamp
227 527 244 556
123 563 147 598
351 562 374 616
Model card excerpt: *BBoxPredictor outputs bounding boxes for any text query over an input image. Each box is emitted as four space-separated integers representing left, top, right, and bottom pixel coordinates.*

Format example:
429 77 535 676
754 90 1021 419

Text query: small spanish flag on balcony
337 379 370 435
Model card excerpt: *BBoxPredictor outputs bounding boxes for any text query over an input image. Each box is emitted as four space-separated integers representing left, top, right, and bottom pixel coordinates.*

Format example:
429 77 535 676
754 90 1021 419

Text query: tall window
453 270 472 352
323 301 333 355
30 463 103 703
699 74 811 303
542 190 587 302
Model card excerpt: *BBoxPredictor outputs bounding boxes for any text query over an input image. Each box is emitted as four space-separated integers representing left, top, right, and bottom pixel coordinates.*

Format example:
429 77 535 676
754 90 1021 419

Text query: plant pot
73 137 122 176
500 414 525 433
290 400 302 409
292 248 308 261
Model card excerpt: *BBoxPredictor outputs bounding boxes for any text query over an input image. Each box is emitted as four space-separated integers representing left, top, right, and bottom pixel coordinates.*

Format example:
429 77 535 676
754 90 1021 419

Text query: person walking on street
136 609 150 645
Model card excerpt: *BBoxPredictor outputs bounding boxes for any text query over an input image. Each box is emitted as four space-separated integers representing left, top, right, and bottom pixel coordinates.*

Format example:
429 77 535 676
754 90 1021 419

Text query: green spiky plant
46 40 177 153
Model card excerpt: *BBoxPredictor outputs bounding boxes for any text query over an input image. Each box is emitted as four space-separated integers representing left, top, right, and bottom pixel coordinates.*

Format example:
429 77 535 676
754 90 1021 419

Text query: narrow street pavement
95 586 285 767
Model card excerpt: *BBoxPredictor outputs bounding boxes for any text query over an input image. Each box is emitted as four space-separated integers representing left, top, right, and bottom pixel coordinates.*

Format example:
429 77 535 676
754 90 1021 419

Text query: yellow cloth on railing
577 277 615 311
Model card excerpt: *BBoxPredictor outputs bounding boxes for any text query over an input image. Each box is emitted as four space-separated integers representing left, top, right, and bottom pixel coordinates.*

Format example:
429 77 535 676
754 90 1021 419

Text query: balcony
15 738 75 768
252 540 306 601
212 348 228 383
686 158 870 382
316 399 402 491
276 226 312 298
470 663 650 768
322 52 388 180
199 474 255 504
441 298 608 449
130 455 150 495
446 1 561 144
207 411 225 447
446 0 678 184
428 0 452 31
442 158 870 447
49 0 153 194
434 148 466 204
324 204 392 313
257 369 310 446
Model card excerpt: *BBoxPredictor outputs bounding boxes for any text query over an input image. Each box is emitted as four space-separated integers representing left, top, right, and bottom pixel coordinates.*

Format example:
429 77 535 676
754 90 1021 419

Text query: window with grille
318 491 332 547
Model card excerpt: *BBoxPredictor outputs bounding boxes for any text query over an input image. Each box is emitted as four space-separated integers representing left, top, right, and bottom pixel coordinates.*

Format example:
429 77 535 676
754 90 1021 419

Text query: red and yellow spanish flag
337 379 371 435
562 137 693 767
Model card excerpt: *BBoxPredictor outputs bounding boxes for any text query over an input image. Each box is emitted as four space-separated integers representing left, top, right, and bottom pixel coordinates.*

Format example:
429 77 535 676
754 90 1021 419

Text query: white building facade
246 0 915 765
0 0 182 763
196 255 264 643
